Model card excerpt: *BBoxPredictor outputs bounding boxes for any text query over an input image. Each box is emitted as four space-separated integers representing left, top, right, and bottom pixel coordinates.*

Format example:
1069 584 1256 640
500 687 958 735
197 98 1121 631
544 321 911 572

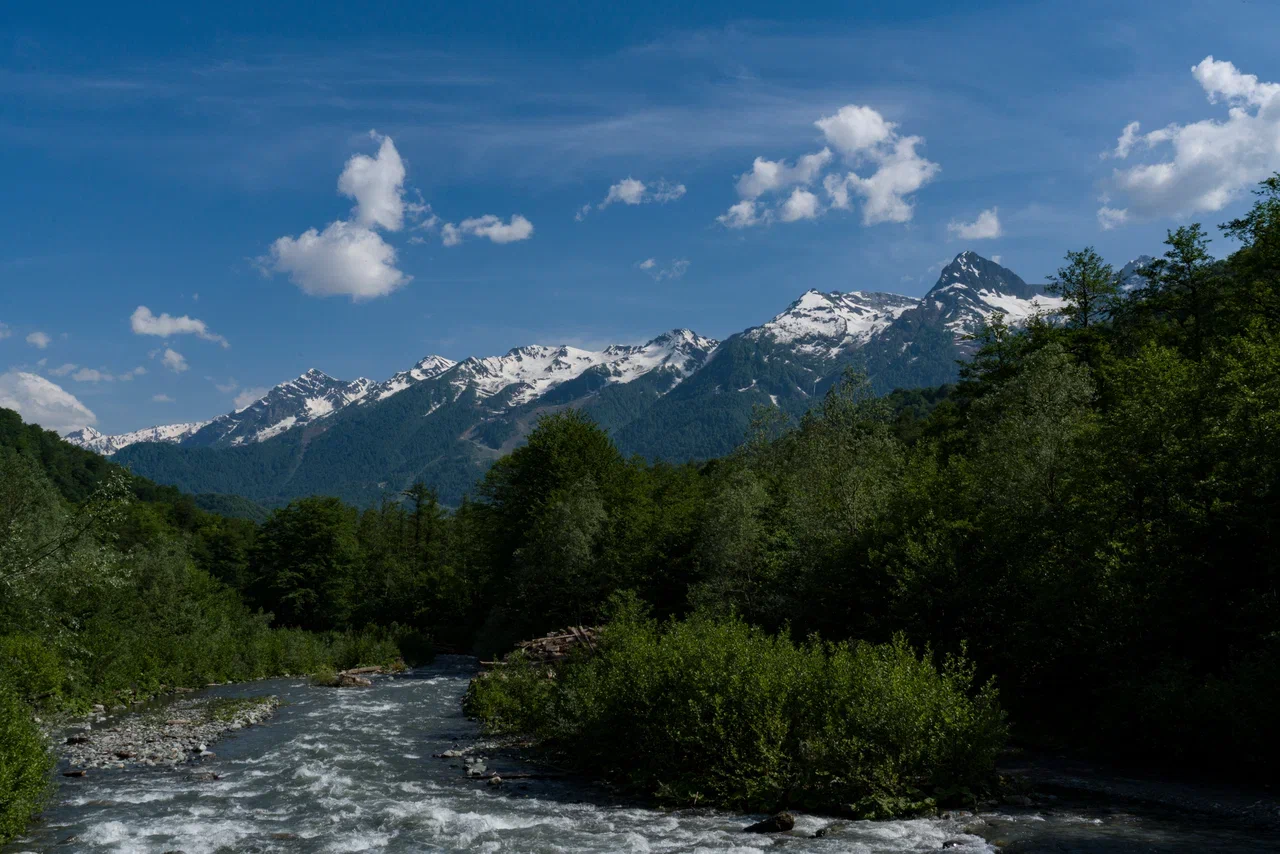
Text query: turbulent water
8 657 1277 853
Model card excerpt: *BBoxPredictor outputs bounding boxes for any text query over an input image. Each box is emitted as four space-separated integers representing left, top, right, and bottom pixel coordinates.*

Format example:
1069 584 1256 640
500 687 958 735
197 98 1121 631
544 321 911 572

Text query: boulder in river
744 812 795 833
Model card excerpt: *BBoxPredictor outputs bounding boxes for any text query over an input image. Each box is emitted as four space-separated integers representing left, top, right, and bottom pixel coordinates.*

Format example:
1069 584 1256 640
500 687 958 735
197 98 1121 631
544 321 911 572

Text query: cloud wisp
578 177 687 219
131 306 229 347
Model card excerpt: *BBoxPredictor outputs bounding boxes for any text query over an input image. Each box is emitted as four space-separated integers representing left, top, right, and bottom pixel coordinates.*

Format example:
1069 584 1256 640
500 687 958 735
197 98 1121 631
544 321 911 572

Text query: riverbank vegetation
466 603 1006 816
0 414 403 842
5 178 1280 837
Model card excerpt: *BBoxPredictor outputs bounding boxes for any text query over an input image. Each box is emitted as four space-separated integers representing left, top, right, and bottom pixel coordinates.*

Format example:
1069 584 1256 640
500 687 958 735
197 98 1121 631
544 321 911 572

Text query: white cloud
831 135 940 225
441 214 534 247
604 177 646 206
0 323 9 340
947 207 1002 240
338 132 408 232
26 331 51 349
130 306 229 347
717 199 766 229
1105 57 1280 219
735 149 832 200
161 348 188 373
992 255 1003 264
152 394 175 403
266 220 410 300
212 377 238 393
0 371 96 434
1108 121 1142 159
779 188 822 222
720 104 938 228
815 105 895 155
1097 206 1130 230
638 258 689 281
583 178 687 217
72 368 109 383
49 362 77 377
264 132 418 301
234 387 268 409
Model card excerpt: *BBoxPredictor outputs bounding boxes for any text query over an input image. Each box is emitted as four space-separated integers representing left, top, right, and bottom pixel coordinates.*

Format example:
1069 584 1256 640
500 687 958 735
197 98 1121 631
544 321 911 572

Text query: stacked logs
482 626 601 670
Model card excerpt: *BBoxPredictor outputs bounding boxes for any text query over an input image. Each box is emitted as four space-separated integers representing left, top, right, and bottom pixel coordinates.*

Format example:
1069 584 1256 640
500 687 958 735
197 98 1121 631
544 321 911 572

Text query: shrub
467 607 1007 816
0 686 51 843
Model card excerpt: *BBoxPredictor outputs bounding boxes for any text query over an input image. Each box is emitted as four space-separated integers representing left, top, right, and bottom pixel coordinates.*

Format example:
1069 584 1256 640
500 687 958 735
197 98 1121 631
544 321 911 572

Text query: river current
7 657 1277 853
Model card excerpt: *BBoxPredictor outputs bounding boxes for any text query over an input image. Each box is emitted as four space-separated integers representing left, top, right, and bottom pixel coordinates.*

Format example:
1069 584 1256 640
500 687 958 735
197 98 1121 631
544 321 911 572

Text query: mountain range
69 251 1067 506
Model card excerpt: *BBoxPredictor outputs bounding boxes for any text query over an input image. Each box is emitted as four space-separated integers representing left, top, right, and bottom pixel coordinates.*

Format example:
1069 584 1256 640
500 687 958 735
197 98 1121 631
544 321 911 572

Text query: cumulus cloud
0 371 96 434
263 132 419 300
211 377 238 394
338 132 408 232
1104 57 1280 221
780 188 822 222
152 394 175 403
947 207 1002 240
161 348 188 373
26 331 51 349
130 306 229 347
49 363 77 377
234 387 268 410
637 258 689 281
266 220 410 300
441 214 534 247
735 149 832 200
815 105 895 155
580 178 687 218
719 104 938 227
717 199 766 229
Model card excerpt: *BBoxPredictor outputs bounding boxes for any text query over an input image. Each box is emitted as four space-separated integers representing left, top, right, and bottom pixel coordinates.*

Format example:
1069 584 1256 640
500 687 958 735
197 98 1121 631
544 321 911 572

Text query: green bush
0 686 51 842
0 635 66 713
467 607 1006 815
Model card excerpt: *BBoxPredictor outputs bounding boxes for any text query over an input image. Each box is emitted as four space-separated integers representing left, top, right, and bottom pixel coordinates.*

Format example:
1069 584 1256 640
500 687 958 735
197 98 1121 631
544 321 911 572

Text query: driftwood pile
482 626 601 670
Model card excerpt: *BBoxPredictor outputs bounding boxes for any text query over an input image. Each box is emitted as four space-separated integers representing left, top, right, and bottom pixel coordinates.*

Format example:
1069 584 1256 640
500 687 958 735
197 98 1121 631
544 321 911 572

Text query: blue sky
3 0 1279 433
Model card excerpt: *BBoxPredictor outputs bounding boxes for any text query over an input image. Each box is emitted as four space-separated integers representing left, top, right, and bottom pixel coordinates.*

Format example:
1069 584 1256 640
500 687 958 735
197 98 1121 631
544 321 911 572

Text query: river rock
744 813 795 833
487 775 503 786
336 673 373 688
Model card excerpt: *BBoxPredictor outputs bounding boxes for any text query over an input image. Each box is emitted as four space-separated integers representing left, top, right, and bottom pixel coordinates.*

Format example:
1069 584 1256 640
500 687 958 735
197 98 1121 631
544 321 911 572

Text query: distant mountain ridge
75 252 1067 505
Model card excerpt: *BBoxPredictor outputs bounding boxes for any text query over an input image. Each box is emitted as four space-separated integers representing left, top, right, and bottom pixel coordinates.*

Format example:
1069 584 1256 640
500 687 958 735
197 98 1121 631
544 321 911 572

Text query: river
7 657 1277 853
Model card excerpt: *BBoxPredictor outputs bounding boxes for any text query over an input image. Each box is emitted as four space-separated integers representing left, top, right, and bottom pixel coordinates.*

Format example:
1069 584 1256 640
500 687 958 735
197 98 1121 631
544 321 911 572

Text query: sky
3 0 1280 434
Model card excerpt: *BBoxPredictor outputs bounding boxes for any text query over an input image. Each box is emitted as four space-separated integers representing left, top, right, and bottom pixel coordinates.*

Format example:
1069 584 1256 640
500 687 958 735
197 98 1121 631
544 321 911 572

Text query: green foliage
468 607 1005 815
0 685 51 844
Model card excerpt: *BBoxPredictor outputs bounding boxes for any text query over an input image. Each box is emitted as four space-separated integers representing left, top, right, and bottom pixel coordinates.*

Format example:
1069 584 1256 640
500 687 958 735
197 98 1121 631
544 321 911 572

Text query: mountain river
6 656 1277 853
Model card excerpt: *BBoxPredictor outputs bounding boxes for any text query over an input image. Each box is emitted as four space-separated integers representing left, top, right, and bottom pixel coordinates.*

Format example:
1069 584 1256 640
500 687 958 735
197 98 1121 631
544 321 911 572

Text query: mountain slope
96 251 1063 505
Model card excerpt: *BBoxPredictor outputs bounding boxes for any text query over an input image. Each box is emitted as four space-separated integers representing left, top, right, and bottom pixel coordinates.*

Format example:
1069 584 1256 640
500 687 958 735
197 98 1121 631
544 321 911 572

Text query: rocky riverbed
60 695 279 773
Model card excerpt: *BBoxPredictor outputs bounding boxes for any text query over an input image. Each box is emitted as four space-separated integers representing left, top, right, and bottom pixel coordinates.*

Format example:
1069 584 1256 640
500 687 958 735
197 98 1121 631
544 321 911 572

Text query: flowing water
7 657 1277 853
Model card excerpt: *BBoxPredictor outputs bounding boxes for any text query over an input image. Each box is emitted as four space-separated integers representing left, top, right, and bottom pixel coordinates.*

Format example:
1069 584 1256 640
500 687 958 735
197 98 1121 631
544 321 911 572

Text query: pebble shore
61 695 280 773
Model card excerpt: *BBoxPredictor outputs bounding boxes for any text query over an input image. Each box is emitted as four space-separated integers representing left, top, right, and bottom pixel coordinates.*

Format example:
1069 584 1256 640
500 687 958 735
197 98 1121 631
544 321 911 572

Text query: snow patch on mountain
65 422 210 455
750 290 919 358
451 329 718 406
368 354 458 402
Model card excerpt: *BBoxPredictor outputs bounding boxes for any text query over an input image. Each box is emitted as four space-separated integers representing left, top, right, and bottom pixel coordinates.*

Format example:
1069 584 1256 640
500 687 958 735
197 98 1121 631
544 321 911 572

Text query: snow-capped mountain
194 369 375 447
748 290 920 358
365 355 458 403
1117 256 1155 291
64 422 210 455
922 251 1065 341
449 330 718 406
71 252 1065 492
